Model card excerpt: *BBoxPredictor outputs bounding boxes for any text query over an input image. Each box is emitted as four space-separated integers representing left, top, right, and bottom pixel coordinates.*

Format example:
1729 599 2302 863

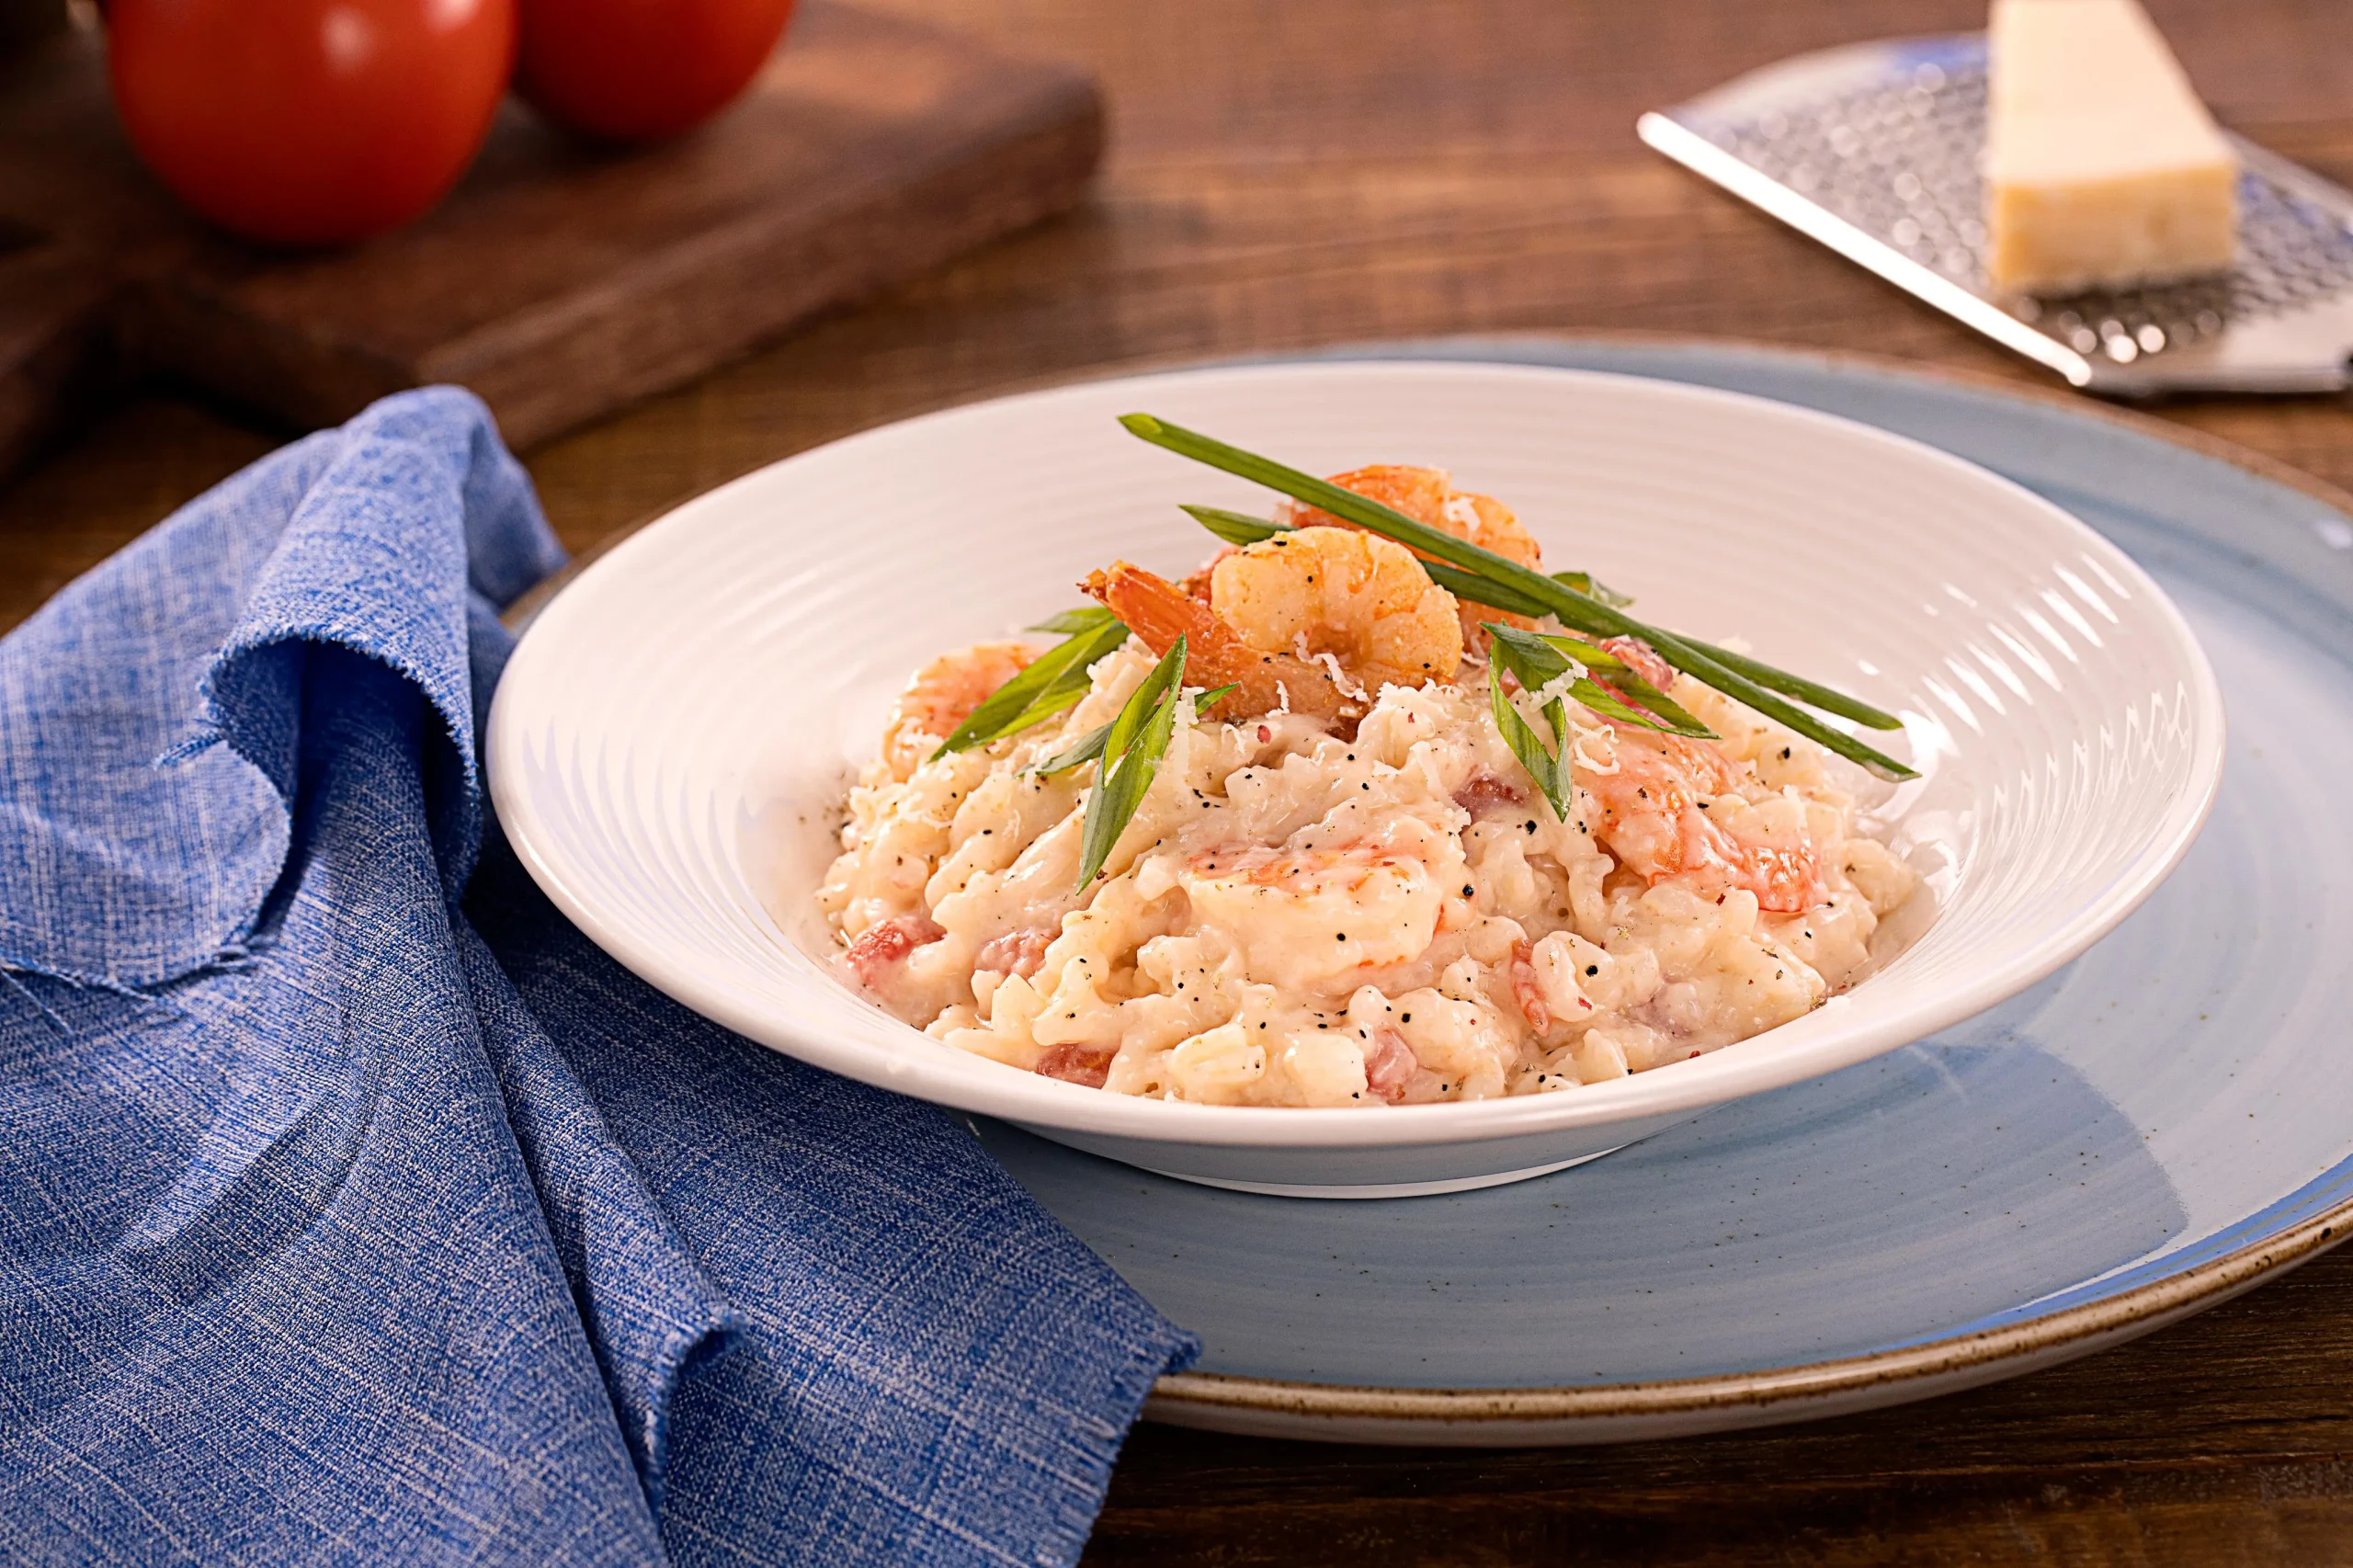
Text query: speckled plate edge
1144 1209 2338 1444
1102 335 2353 1445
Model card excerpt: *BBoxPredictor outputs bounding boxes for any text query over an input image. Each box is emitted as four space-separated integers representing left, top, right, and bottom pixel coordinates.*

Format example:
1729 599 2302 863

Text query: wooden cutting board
0 5 1101 476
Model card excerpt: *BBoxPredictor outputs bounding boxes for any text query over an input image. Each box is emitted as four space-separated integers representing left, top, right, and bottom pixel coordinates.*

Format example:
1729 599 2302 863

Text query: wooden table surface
8 1 2353 1561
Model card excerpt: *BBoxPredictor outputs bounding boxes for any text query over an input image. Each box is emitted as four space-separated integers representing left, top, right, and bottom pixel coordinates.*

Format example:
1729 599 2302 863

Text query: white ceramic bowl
486 361 2223 1198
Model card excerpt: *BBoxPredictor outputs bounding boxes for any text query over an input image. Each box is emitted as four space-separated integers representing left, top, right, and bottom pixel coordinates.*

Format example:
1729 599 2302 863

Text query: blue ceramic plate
968 340 2353 1446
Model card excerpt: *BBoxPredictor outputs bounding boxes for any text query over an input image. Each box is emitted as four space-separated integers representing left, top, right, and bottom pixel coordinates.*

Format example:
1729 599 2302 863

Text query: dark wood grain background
7 1 2353 1561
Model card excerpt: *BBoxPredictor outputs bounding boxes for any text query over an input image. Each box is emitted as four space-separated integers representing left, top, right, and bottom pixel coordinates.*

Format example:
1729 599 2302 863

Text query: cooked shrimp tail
1086 526 1465 730
881 642 1035 780
1082 564 1220 665
1084 562 1347 723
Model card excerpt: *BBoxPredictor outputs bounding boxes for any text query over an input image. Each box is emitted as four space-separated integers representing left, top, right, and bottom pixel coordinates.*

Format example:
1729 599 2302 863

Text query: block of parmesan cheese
1985 0 2237 295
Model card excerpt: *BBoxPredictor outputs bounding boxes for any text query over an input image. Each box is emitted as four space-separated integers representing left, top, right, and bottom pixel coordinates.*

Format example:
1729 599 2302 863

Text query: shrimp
1178 836 1447 991
1086 562 1350 723
880 642 1033 781
1214 528 1464 688
1085 527 1461 727
1276 465 1547 648
1581 728 1825 913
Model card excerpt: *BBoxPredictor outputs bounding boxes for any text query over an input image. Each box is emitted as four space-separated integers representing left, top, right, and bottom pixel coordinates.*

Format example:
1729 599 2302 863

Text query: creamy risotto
817 460 1919 1107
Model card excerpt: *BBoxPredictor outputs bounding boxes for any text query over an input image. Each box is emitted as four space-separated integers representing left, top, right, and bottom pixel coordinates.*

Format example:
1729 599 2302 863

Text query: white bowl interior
487 362 2222 1154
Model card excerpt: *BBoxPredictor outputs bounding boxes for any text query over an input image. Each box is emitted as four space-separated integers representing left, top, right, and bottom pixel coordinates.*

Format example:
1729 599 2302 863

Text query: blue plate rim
517 333 2353 1437
1032 333 2353 1433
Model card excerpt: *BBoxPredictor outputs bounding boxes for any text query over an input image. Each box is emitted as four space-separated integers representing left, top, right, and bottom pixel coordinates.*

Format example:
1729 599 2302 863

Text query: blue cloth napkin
0 390 1198 1565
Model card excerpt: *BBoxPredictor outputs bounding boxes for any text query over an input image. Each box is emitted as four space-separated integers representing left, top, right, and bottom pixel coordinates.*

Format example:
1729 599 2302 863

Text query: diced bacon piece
1035 1045 1115 1089
1453 772 1526 816
974 926 1053 979
1364 1027 1417 1104
843 915 945 989
1600 635 1675 691
1510 941 1552 1035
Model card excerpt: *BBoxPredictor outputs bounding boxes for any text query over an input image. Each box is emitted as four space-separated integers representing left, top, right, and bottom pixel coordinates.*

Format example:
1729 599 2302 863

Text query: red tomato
108 0 517 246
515 0 794 142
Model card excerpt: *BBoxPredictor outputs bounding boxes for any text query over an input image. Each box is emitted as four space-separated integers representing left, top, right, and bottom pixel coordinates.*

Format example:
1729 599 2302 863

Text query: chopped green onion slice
1422 560 1549 618
1077 637 1188 889
935 616 1131 758
1029 722 1111 778
1497 627 1714 738
1641 631 1912 775
1029 606 1123 636
1191 682 1240 710
1677 637 1903 731
1031 682 1234 783
1120 414 1915 780
1486 658 1574 822
1553 570 1633 608
1487 624 1662 735
1180 505 1288 548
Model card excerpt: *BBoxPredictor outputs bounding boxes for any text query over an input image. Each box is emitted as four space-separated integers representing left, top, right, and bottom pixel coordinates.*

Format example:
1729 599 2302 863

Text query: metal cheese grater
1639 34 2353 396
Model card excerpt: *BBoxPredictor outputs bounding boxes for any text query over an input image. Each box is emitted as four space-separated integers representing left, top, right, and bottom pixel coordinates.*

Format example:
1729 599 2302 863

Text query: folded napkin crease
0 389 1196 1566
